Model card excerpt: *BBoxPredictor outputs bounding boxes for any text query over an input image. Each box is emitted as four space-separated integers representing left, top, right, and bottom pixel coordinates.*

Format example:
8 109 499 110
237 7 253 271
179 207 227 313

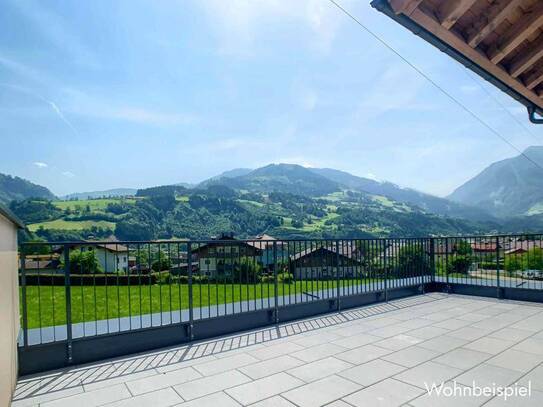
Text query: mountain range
3 146 543 230
449 146 543 218
196 164 495 222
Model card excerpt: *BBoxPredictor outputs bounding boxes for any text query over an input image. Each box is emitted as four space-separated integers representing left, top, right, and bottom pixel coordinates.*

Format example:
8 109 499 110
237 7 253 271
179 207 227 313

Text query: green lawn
28 219 116 232
22 279 381 328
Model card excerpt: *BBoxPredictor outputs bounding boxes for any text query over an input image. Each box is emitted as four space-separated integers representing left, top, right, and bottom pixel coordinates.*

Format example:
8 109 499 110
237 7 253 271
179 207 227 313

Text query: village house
250 234 288 272
55 243 130 273
85 244 129 273
504 239 543 255
288 242 362 280
191 233 263 279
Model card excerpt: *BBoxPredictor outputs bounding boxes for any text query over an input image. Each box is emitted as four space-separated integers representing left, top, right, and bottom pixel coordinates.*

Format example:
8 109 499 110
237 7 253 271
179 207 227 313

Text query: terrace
9 234 543 406
13 293 543 406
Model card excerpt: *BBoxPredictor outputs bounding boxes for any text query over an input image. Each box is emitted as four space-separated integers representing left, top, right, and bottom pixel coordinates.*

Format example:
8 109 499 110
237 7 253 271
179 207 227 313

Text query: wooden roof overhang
371 0 543 123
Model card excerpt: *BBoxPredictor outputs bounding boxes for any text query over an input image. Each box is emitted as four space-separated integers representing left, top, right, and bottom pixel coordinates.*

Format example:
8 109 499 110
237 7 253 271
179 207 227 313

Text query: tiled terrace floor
13 293 543 407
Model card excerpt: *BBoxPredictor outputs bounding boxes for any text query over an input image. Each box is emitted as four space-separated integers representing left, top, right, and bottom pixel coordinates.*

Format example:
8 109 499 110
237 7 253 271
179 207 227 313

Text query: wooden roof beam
525 68 543 90
466 0 524 48
389 0 423 16
439 0 478 30
407 6 543 109
487 2 543 65
510 37 543 78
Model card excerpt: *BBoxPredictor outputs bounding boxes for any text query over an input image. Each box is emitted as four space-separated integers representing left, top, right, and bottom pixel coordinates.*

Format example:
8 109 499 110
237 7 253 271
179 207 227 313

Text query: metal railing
17 234 543 373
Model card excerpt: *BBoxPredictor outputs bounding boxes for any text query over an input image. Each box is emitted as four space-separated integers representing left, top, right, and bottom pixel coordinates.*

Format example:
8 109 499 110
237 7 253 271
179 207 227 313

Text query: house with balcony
191 233 263 278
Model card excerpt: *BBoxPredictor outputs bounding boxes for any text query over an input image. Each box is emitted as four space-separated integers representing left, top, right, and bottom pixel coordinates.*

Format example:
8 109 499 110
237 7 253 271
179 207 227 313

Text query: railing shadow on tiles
17 234 543 374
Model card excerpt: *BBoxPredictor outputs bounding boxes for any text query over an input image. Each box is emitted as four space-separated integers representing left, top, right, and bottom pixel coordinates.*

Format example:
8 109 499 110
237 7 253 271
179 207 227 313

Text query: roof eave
0 203 25 229
371 0 543 119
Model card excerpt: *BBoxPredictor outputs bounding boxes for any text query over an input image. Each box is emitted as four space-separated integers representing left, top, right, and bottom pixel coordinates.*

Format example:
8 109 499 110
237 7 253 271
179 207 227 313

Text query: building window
205 259 211 265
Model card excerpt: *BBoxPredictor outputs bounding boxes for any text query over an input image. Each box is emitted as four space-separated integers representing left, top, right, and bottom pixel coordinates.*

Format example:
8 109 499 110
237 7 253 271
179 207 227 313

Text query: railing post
384 239 388 302
273 241 279 323
187 241 194 340
496 236 501 299
429 238 435 286
64 245 73 364
445 238 450 289
336 240 341 311
20 250 28 348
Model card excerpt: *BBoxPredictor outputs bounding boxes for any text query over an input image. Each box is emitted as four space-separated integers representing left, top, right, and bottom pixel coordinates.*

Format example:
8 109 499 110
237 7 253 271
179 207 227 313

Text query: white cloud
62 171 75 178
356 62 429 119
110 107 195 126
365 172 379 181
59 88 197 126
0 54 48 85
198 0 343 56
33 162 48 168
1 83 80 135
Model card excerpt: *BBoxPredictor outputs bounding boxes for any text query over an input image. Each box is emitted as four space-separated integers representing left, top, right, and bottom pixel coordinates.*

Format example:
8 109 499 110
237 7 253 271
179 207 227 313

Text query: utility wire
462 69 541 143
328 0 543 171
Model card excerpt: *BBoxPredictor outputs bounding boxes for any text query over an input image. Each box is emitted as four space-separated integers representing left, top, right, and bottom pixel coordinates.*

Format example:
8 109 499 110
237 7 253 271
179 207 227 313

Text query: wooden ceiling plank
510 38 543 78
409 6 543 109
467 0 524 48
390 0 423 16
439 0 478 30
525 69 543 90
487 2 543 65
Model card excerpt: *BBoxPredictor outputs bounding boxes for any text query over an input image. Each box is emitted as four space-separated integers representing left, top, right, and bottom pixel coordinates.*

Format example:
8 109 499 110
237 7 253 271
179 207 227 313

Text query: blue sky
1 0 542 197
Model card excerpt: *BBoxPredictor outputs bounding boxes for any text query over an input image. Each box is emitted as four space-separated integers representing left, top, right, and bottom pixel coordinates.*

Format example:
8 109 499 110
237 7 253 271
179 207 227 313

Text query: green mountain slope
16 186 496 242
311 168 496 222
448 146 543 218
204 164 340 196
0 173 56 204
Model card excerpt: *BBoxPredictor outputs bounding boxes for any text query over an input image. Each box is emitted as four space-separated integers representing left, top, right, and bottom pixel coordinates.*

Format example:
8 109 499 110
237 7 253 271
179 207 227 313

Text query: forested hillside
0 173 56 204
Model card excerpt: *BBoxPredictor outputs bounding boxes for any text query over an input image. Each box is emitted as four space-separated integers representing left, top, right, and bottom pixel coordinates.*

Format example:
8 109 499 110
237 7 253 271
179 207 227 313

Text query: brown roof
373 0 543 119
24 259 59 270
95 244 129 253
290 243 361 262
192 237 263 253
505 240 543 255
255 234 277 241
471 242 498 252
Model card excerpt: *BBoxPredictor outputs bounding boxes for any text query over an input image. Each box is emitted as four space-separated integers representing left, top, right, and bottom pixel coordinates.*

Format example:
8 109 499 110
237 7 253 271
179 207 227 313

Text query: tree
233 257 262 283
396 244 429 277
10 198 63 224
524 248 543 270
19 237 51 255
446 240 473 275
68 250 103 274
505 255 523 272
291 219 303 228
152 251 172 272
455 241 472 256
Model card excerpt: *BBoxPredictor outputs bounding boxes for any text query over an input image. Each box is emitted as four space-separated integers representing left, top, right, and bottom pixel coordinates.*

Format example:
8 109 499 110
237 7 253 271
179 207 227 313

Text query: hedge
21 273 156 286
